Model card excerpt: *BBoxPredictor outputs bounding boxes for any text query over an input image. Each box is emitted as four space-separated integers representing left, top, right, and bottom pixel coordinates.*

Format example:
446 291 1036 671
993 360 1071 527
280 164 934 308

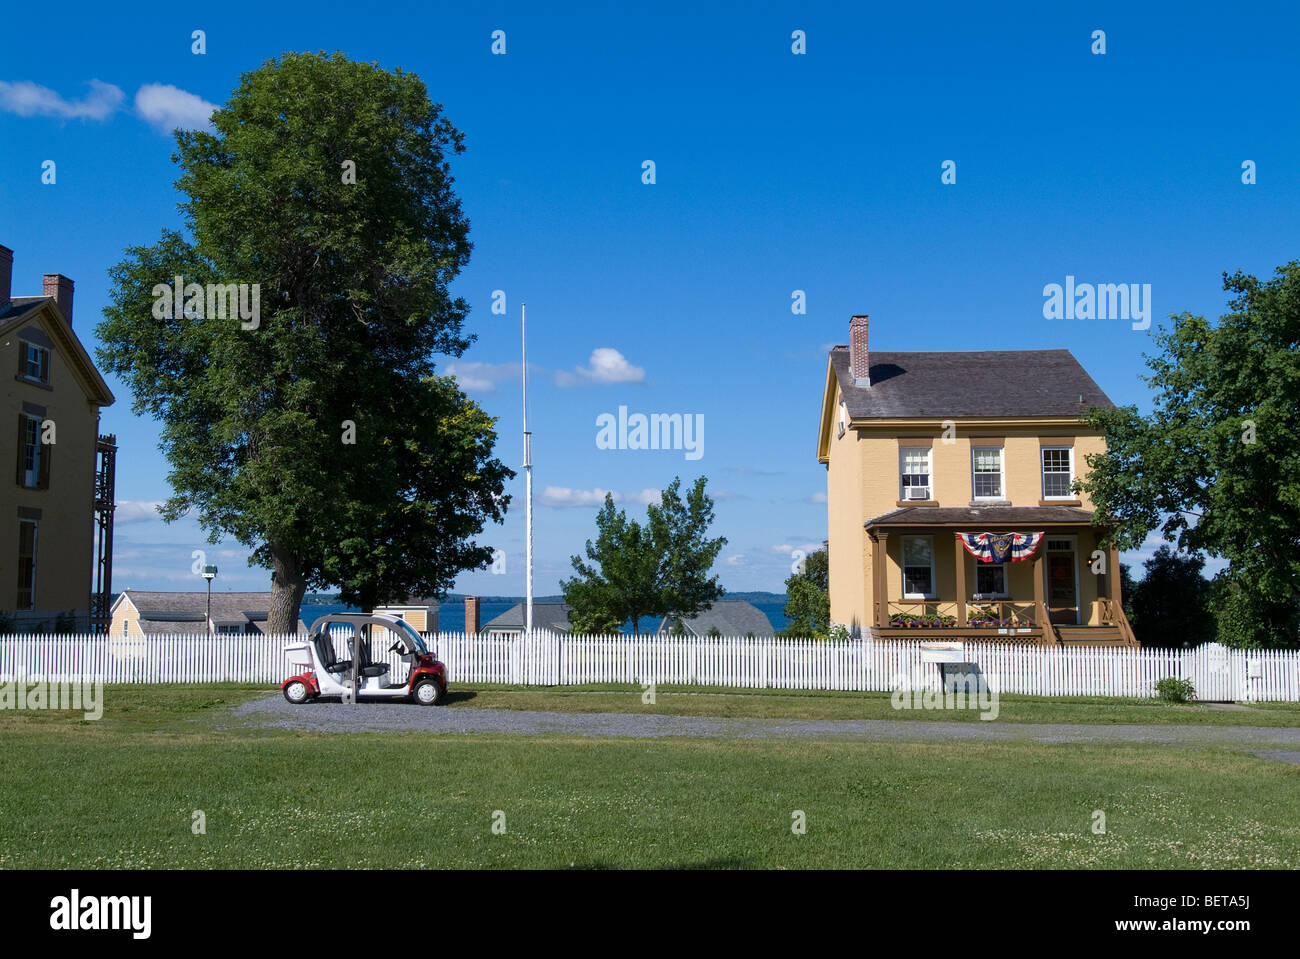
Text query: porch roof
865 505 1095 529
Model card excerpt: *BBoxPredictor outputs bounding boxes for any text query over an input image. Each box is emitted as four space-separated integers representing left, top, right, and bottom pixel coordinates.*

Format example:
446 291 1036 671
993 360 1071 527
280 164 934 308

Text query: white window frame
901 535 936 600
971 446 1005 501
973 562 1009 599
899 447 932 500
1041 446 1075 499
20 341 50 384
19 414 42 489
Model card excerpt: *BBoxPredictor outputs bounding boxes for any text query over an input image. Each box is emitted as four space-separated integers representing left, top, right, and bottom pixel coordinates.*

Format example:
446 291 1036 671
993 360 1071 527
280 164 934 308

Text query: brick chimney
0 245 12 311
465 596 481 635
43 273 74 326
849 313 870 386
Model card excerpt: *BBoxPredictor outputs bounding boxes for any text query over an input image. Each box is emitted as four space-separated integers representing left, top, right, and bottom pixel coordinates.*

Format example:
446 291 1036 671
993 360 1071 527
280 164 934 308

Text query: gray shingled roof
121 590 306 634
661 600 775 637
482 602 574 633
831 348 1115 419
0 297 48 324
866 505 1096 527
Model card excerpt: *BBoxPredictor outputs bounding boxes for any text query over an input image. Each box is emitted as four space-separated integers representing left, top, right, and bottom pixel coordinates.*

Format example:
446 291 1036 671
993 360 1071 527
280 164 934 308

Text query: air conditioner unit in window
906 487 930 501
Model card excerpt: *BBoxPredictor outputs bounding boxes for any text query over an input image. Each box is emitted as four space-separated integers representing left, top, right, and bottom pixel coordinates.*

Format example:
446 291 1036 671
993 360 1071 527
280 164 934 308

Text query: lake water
300 601 790 635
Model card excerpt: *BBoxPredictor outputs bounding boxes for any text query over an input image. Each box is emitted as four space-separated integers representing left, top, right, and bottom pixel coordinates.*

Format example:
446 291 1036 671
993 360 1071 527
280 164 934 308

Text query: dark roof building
111 589 307 635
828 347 1115 420
658 600 776 637
482 602 574 635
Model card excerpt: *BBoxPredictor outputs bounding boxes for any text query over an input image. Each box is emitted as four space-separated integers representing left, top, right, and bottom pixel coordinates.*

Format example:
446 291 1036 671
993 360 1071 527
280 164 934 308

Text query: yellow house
1 245 115 631
109 590 307 636
373 597 439 633
816 314 1136 646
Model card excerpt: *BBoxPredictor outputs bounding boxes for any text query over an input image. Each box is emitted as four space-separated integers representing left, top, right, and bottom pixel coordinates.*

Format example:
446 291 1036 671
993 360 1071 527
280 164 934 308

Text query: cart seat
359 663 390 678
313 631 353 675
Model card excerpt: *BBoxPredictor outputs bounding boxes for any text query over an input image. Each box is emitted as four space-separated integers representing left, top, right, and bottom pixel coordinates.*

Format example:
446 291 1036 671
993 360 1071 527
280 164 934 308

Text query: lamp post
203 565 218 633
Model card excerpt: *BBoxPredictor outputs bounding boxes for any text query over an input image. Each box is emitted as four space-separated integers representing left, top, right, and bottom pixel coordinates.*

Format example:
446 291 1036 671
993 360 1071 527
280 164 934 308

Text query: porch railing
886 600 1038 630
1097 597 1140 646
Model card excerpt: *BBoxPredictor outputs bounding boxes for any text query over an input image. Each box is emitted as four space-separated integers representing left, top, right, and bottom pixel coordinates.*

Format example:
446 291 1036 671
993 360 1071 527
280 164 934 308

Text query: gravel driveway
229 693 1300 749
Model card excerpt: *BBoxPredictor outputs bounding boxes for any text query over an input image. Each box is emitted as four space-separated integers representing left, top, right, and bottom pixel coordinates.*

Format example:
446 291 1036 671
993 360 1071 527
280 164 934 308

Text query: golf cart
281 613 448 706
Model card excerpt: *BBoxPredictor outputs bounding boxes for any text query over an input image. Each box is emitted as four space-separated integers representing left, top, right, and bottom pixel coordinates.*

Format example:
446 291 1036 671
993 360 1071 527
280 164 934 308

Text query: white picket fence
0 632 1298 701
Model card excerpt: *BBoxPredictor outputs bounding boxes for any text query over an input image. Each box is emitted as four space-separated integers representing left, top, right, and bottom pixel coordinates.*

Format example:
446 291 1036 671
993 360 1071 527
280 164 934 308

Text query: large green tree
1080 263 1300 648
562 477 726 635
1130 546 1214 649
97 52 512 630
782 547 830 638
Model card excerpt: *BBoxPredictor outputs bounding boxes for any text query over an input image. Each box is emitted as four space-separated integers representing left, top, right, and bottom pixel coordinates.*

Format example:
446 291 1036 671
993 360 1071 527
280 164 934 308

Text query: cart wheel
412 678 442 706
283 680 310 704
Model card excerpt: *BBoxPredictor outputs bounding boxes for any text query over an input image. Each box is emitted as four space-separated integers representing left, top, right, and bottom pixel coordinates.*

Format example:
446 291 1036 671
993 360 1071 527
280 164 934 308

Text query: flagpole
522 303 533 636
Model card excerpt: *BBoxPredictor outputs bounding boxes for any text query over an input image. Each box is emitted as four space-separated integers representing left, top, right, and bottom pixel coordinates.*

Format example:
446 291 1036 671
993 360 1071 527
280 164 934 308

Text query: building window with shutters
19 341 51 385
18 520 38 610
16 414 50 489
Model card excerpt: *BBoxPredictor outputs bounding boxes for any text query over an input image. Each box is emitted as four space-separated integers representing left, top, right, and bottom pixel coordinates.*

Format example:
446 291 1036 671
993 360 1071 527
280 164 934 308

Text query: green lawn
1 685 1297 869
447 683 1300 726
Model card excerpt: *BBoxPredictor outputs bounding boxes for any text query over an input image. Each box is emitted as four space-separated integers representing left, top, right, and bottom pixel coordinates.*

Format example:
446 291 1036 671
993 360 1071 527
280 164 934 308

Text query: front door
1046 541 1078 625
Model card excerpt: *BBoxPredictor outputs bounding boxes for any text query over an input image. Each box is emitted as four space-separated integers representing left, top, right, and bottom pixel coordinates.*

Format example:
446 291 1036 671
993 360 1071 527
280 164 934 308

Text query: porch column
953 533 967 627
1033 544 1048 637
874 532 890 628
1107 543 1122 607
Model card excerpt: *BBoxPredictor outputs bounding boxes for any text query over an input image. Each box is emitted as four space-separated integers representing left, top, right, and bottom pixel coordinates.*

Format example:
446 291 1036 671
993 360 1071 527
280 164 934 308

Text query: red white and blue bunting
959 532 1044 564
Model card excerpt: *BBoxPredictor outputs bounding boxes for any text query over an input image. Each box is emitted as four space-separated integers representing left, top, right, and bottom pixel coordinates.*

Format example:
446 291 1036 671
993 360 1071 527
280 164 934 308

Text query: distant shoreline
302 591 789 605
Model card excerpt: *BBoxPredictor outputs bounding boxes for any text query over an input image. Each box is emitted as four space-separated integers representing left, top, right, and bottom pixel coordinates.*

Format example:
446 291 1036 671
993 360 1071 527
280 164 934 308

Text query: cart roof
307 612 410 632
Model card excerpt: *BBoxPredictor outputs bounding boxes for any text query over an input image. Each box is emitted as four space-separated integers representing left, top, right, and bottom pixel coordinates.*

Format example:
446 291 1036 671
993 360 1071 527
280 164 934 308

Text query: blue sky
2 1 1297 596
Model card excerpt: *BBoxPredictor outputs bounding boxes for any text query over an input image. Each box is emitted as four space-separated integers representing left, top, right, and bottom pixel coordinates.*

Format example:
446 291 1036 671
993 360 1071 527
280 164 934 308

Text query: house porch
866 511 1137 647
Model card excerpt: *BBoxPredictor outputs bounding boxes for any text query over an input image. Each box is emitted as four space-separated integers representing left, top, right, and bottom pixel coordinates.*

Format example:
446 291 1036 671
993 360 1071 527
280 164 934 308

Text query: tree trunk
268 543 308 634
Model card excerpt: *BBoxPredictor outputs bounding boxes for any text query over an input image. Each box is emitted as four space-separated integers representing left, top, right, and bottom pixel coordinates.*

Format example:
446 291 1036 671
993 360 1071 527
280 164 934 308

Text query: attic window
837 402 847 438
19 342 50 385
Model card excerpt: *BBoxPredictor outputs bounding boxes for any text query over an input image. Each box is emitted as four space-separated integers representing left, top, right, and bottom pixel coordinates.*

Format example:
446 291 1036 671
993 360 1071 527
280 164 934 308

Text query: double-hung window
902 536 935 599
971 446 1004 500
17 520 37 610
19 341 50 384
1041 446 1074 499
17 414 48 489
899 447 932 500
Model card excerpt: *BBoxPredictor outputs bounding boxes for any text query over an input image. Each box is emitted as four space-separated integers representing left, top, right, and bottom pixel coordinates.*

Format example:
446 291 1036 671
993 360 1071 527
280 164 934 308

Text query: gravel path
229 694 1300 749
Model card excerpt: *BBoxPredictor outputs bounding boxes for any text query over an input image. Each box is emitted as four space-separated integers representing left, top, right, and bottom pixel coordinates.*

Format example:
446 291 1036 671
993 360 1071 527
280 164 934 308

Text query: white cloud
725 554 746 566
114 500 165 524
555 348 645 387
540 487 613 508
446 360 524 393
540 486 660 508
808 492 827 504
135 83 217 133
771 541 824 556
0 79 123 120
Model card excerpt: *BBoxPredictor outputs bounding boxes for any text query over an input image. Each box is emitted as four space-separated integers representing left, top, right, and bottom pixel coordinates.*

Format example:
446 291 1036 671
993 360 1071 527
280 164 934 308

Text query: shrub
1154 676 1196 703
